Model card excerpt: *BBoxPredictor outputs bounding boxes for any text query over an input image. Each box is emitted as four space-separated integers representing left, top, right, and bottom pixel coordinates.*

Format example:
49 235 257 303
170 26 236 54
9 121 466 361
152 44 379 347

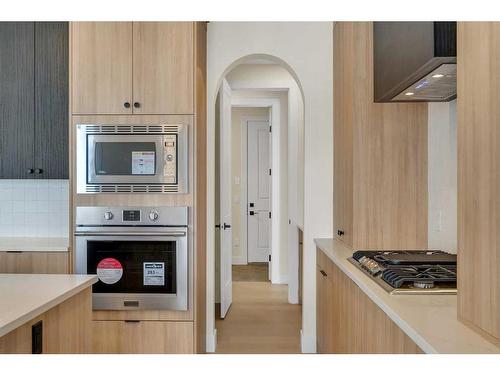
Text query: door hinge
269 212 272 219
269 168 272 176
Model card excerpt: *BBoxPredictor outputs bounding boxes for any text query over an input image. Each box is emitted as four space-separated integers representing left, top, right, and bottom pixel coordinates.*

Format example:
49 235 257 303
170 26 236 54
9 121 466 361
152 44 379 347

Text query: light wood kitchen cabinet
0 252 69 274
71 21 194 115
333 22 428 250
0 288 91 354
316 247 422 354
133 22 194 114
92 320 194 354
71 22 133 115
457 22 500 345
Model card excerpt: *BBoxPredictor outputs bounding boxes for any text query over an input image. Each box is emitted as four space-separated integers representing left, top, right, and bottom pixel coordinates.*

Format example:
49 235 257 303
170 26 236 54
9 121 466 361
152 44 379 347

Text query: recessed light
405 92 414 96
432 74 444 78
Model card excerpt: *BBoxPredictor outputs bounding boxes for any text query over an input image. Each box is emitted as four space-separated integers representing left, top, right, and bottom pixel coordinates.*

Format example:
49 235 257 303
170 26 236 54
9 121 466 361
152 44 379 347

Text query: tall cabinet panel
0 22 35 179
35 22 69 179
132 22 194 114
457 22 500 344
71 22 133 114
333 22 428 250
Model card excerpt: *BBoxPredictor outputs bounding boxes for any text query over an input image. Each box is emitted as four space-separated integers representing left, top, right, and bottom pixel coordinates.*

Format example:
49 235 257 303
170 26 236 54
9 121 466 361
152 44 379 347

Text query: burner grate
382 264 457 289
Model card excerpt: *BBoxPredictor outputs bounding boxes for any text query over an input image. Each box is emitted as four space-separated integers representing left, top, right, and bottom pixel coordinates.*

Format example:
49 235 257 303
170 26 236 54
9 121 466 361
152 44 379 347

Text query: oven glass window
94 141 156 176
87 240 176 294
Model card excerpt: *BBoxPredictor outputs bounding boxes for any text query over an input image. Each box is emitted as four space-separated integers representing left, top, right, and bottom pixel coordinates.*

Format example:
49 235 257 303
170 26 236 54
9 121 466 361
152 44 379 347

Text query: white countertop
314 238 500 354
0 274 97 338
0 237 69 252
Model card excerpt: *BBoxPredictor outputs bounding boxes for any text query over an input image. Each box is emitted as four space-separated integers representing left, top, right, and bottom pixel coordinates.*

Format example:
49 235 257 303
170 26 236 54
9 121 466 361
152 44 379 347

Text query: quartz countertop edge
314 238 500 354
0 237 69 252
0 274 97 338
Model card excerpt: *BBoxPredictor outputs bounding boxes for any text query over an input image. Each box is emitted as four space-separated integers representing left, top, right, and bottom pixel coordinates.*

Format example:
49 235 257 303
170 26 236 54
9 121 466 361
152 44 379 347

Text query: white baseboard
206 328 217 353
232 256 247 265
300 329 316 353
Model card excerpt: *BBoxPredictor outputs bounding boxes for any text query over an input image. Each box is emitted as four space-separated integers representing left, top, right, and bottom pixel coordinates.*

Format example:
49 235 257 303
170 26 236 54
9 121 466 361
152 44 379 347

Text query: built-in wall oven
75 206 189 311
76 123 188 194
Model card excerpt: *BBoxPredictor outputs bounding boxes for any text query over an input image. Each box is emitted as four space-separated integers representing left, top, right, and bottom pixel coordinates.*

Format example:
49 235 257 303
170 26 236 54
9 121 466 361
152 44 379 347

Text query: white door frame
233 114 271 266
231 97 281 284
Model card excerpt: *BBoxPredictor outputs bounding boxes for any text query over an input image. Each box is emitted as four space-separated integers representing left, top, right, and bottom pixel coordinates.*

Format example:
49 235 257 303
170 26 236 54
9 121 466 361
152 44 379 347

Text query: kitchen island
0 274 97 354
315 238 500 354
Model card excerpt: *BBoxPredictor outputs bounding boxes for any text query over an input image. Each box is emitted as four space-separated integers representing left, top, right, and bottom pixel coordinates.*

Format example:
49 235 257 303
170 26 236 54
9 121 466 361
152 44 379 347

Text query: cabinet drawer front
92 320 194 354
0 252 68 274
72 22 133 114
132 22 194 114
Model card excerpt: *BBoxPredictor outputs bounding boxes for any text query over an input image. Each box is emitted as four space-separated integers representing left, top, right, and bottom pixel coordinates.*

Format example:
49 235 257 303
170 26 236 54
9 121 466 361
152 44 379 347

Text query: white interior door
247 121 271 264
219 80 232 318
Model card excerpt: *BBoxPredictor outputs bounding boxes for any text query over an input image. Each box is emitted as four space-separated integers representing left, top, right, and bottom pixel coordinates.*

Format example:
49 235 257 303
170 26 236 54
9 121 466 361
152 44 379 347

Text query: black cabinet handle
223 223 231 230
215 224 221 229
27 168 34 174
133 102 141 108
320 270 327 277
35 168 43 174
337 229 344 236
124 102 131 108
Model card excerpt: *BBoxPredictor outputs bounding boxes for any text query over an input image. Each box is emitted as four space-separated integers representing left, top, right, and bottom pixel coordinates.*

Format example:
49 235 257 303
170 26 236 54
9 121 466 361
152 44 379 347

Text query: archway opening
210 54 306 353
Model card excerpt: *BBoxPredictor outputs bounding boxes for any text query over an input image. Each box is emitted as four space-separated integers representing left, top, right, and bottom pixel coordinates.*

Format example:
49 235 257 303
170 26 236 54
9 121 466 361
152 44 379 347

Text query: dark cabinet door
34 22 68 179
0 22 35 179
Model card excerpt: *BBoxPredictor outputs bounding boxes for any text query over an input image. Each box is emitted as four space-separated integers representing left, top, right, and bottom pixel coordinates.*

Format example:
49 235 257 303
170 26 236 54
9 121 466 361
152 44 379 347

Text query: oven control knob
103 211 114 220
149 211 159 221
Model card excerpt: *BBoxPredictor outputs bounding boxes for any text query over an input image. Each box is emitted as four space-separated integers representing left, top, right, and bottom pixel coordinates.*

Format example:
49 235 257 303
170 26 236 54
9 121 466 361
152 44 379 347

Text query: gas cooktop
348 250 457 295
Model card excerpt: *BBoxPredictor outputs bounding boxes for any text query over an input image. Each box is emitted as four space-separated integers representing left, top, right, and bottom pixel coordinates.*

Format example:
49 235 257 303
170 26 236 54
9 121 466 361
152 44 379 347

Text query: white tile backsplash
0 180 69 238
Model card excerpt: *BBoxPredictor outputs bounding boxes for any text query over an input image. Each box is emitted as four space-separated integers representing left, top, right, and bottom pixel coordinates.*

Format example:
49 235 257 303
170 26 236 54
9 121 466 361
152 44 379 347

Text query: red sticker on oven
96 258 123 285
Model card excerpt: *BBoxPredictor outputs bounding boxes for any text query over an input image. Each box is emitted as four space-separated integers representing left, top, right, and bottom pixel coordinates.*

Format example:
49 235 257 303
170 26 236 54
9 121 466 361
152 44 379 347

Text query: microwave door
87 135 165 185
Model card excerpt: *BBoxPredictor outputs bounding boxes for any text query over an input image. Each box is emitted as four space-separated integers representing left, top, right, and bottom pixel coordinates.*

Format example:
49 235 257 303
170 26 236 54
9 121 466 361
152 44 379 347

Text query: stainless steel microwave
76 124 188 194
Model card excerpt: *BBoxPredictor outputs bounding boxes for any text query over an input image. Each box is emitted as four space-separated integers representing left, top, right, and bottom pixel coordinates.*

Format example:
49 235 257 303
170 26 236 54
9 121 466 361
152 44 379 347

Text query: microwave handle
74 230 187 237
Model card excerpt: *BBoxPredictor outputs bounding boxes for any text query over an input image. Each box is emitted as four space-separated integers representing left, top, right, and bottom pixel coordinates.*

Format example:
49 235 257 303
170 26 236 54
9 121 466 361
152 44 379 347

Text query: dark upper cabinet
34 22 69 179
0 22 68 179
0 22 35 179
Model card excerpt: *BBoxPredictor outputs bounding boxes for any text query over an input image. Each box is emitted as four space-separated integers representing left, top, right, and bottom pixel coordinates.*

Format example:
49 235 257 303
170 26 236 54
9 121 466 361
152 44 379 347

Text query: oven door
75 230 188 311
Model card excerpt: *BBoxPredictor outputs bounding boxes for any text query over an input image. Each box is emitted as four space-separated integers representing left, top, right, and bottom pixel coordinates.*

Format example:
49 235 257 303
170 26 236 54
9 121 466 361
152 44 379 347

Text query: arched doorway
208 54 305 353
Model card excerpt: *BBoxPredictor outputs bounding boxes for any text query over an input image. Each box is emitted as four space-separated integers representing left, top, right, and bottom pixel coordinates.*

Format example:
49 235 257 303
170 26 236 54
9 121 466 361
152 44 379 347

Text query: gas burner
348 250 457 294
413 280 435 289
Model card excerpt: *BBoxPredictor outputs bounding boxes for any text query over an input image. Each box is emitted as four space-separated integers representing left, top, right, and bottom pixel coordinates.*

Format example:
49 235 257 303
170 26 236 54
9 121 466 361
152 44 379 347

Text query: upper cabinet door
0 22 35 179
72 22 133 114
34 22 69 179
132 22 194 114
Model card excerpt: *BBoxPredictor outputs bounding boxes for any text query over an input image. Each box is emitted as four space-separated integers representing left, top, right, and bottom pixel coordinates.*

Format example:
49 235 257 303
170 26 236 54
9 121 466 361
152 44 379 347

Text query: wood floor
215 281 302 354
232 263 268 282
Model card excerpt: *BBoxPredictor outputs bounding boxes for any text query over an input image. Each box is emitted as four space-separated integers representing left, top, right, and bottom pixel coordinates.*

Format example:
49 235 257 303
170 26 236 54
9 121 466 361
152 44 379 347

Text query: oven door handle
74 231 187 237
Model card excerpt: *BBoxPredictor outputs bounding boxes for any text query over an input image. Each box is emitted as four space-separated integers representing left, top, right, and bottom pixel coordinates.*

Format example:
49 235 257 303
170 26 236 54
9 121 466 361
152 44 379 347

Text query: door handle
249 211 259 216
223 223 231 230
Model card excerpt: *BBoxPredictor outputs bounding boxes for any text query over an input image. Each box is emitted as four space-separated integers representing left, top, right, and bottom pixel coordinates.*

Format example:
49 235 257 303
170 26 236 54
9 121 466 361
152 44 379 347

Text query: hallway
215 281 302 354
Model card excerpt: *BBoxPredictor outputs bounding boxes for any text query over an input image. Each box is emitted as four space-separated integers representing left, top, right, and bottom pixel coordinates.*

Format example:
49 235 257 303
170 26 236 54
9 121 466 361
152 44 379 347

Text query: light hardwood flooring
215 281 301 354
232 263 268 282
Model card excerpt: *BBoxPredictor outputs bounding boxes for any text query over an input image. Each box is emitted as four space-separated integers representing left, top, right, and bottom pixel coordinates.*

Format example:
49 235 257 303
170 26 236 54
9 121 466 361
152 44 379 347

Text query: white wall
207 22 333 353
428 100 457 253
230 106 270 265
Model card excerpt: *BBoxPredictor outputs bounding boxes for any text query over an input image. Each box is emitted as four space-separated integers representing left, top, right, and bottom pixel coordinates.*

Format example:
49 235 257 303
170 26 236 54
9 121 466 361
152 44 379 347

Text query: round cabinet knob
27 168 34 174
124 102 131 109
104 211 114 220
133 102 141 108
149 211 159 221
35 168 43 174
166 154 174 162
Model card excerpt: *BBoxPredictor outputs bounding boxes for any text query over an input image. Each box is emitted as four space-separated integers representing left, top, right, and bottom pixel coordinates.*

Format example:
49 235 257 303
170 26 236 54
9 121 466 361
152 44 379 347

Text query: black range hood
373 22 456 103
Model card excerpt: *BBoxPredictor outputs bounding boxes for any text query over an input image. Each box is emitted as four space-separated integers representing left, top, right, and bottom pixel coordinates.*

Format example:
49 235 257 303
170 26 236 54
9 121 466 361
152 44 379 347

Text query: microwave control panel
163 135 177 184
